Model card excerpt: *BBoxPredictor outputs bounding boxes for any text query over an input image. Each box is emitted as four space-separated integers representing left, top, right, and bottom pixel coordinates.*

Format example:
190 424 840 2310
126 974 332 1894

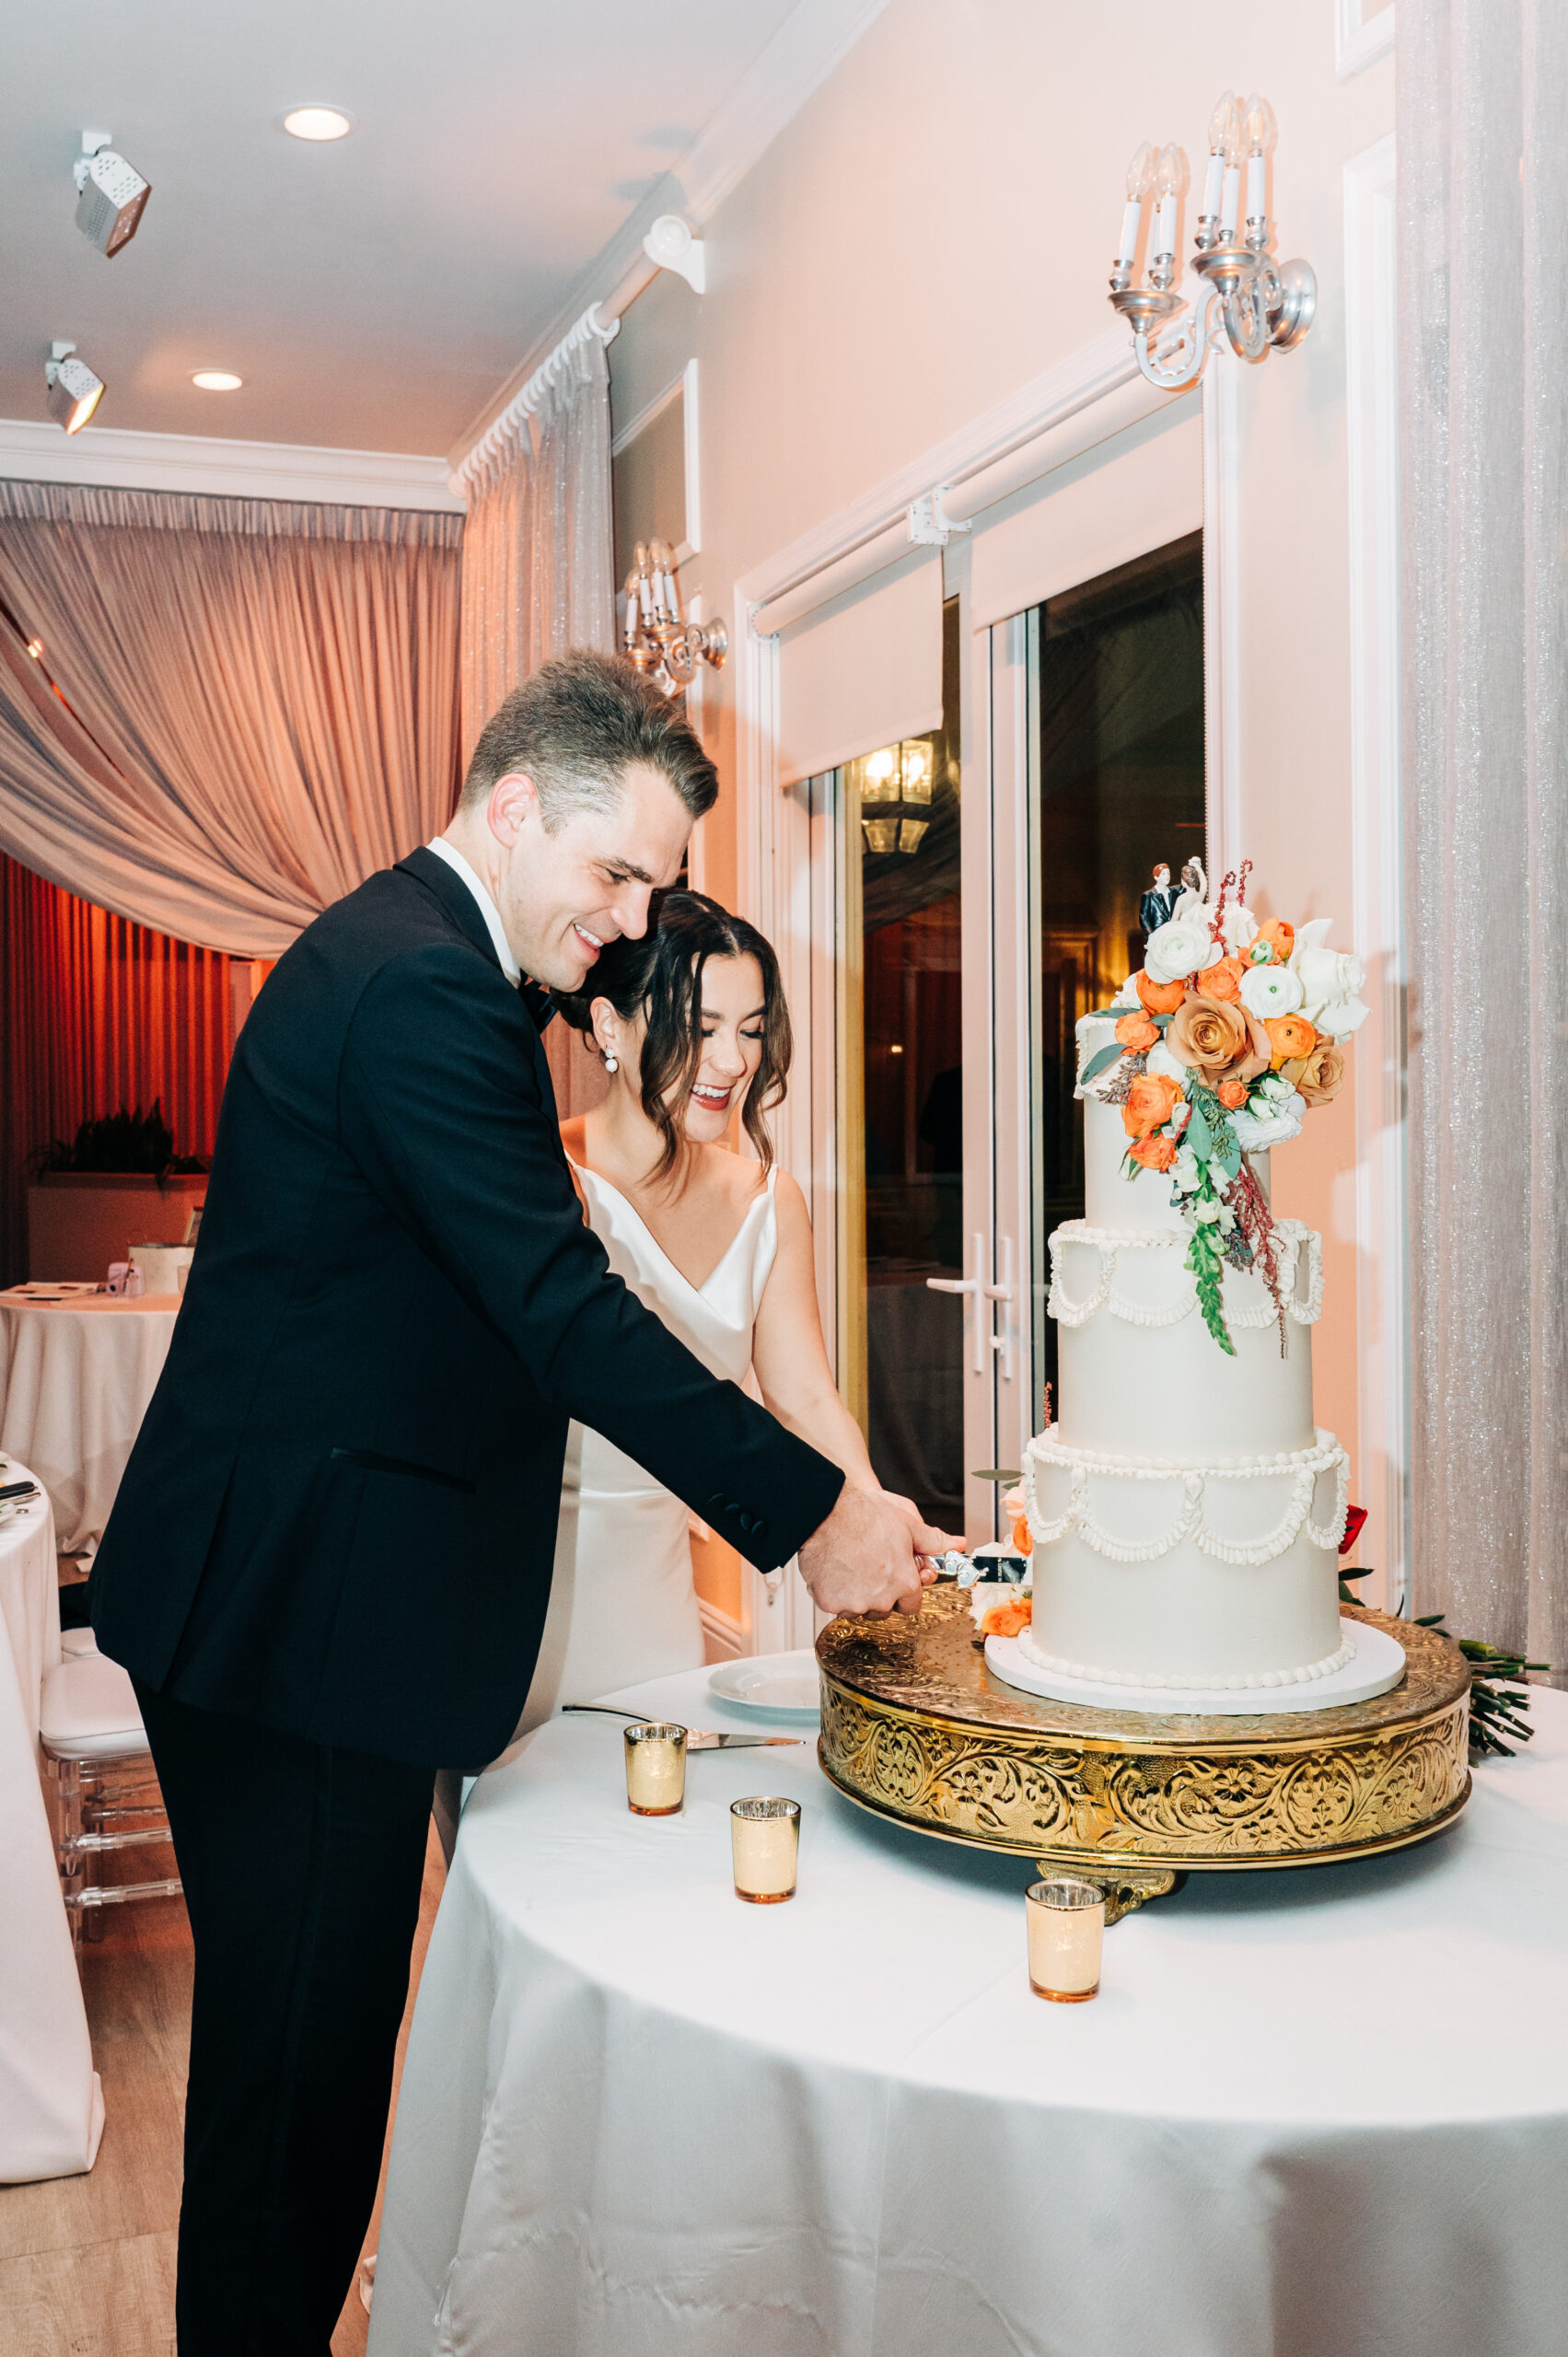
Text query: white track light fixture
45 343 105 434
74 130 151 258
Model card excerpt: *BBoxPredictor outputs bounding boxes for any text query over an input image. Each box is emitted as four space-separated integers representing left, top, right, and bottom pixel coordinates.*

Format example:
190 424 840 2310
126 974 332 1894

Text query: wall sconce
860 739 935 855
622 540 726 697
1109 89 1315 390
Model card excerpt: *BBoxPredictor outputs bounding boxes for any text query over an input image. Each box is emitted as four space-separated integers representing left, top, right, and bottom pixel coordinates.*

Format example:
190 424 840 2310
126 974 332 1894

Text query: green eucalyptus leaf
1079 1042 1124 1086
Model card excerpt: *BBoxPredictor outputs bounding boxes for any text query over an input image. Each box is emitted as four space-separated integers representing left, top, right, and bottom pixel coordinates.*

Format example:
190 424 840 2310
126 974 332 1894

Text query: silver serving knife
562 1702 803 1748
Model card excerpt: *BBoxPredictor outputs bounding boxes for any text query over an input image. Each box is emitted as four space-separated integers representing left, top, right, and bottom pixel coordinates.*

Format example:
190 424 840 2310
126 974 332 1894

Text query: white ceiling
1 0 801 458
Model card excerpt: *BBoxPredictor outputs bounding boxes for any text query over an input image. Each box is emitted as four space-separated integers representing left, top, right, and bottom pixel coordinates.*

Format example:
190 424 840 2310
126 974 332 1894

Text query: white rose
1146 1040 1190 1086
1112 972 1141 1009
1238 963 1306 1021
1144 917 1212 985
1230 1088 1307 1150
1221 902 1259 955
1312 993 1370 1041
1292 942 1366 1025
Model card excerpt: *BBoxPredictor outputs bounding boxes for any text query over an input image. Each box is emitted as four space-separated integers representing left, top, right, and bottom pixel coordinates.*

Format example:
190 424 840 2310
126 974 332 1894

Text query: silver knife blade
686 1731 804 1750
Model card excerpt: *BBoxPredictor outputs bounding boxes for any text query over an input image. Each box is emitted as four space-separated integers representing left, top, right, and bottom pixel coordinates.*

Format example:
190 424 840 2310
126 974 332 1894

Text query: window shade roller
775 546 943 788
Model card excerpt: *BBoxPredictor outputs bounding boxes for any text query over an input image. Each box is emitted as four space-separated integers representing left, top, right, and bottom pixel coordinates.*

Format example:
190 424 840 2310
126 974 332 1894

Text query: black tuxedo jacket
92 849 844 1768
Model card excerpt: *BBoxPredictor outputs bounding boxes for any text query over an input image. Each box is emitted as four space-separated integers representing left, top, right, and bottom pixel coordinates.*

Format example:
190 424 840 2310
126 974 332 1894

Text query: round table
0 1292 180 1552
370 1661 1568 2357
0 1461 101 2181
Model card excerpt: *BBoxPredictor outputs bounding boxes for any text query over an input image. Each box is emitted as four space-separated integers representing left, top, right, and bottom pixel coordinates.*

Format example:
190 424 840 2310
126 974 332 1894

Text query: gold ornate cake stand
817 1592 1470 1922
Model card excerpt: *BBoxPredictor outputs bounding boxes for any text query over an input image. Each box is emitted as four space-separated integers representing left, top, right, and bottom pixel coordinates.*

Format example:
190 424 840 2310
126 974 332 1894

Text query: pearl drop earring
603 1051 619 1074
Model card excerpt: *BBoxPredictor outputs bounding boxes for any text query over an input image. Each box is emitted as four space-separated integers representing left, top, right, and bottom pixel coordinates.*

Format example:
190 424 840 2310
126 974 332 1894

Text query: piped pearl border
1015 1629 1356 1691
1048 1218 1323 1332
1022 1427 1350 1567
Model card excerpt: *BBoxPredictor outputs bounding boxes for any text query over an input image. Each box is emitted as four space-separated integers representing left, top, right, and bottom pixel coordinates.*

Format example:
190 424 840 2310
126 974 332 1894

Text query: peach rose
1008 1512 1035 1557
1264 1013 1318 1069
1114 1010 1159 1052
1167 993 1254 1081
1129 1131 1179 1172
1255 917 1295 963
980 1597 1032 1639
1281 1037 1346 1106
1198 955 1248 1004
1121 1071 1185 1139
1217 1077 1249 1110
1134 968 1186 1016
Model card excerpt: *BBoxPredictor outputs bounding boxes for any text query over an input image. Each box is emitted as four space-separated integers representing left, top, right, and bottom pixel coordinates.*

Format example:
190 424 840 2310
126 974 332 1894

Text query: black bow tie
518 977 556 1032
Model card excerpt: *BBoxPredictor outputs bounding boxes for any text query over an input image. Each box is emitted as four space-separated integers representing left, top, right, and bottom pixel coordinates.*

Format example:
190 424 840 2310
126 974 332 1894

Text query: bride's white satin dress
518 1160 779 1728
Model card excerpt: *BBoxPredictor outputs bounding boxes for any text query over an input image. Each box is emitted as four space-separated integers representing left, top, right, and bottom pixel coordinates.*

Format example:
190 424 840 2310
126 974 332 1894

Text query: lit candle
1200 91 1239 247
1149 144 1188 291
1220 161 1241 239
624 1721 688 1816
1244 92 1276 246
1026 1877 1105 2002
731 1795 801 1903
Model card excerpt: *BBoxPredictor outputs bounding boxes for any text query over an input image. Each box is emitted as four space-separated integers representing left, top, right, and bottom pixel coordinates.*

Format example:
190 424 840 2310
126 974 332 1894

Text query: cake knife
561 1702 803 1748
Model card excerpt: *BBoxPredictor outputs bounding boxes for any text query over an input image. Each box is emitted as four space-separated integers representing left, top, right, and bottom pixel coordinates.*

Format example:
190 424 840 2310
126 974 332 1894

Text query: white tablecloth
0 1462 102 2181
0 1294 180 1552
371 1663 1568 2357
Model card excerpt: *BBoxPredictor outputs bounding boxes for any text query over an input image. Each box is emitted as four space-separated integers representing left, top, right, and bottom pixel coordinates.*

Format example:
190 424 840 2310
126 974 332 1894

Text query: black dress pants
134 1680 436 2356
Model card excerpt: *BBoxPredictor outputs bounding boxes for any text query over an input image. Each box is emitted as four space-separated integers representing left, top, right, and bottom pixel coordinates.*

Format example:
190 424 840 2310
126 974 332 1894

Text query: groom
92 649 944 2355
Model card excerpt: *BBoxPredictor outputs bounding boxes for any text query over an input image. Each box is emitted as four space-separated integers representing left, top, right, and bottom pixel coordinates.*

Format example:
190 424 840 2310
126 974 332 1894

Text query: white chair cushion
40 1652 151 1761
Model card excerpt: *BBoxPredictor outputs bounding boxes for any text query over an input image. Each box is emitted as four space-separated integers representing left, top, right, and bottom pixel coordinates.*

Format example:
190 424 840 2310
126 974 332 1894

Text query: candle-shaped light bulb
1112 141 1155 289
1244 92 1275 247
1198 91 1235 245
1149 144 1186 290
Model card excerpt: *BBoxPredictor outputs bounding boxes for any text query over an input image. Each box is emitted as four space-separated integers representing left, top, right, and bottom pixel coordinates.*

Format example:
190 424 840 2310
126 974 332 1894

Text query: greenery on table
33 1101 209 1178
1341 1566 1545 1760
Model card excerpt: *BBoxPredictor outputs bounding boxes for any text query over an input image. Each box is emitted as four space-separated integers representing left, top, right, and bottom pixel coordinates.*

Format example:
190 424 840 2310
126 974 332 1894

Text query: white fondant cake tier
1050 1219 1320 1460
1022 1428 1349 1686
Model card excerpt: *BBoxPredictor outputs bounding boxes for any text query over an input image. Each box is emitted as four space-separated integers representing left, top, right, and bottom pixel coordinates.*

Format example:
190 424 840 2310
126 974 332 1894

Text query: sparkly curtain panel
1400 1 1568 1666
0 486 463 958
459 331 616 761
0 852 236 1284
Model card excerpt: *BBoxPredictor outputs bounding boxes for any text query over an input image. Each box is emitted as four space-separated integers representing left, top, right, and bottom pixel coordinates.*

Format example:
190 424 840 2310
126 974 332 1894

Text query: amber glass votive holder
623 1722 688 1816
1026 1877 1105 2002
730 1796 801 1902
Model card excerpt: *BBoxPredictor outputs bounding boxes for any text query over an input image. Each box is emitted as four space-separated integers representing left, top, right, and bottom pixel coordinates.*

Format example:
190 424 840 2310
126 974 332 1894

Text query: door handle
927 1231 987 1375
985 1235 1015 1381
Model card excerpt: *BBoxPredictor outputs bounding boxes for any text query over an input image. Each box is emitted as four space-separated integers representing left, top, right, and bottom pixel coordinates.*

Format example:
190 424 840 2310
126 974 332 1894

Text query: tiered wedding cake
989 867 1400 1710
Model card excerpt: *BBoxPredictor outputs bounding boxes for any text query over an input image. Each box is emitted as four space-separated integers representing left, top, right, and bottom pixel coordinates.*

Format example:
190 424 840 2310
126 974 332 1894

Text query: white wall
611 0 1396 1575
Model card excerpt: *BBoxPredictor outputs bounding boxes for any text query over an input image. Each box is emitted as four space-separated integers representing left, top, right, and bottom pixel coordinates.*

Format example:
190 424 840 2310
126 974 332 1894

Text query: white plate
707 1649 821 1718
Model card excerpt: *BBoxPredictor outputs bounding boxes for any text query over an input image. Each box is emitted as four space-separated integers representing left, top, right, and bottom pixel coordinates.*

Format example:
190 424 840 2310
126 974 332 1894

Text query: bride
521 889 921 1717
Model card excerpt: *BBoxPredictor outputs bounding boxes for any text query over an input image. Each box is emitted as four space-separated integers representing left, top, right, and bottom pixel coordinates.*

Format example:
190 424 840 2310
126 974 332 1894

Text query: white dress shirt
424 836 520 985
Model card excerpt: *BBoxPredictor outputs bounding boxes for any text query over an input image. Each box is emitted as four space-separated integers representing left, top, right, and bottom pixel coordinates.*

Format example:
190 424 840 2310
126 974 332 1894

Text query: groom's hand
797 1485 950 1619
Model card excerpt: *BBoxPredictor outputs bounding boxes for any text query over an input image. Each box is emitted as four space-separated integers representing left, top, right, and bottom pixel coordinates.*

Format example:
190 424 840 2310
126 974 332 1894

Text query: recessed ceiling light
281 105 355 142
192 370 243 392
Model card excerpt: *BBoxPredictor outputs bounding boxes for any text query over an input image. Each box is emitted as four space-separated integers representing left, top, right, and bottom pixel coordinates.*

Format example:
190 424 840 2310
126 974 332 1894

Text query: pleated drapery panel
0 486 463 958
0 850 236 1284
459 332 615 762
1400 0 1568 1668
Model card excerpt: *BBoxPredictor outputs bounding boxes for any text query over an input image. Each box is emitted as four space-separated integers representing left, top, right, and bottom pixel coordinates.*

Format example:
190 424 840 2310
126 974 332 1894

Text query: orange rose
1008 1513 1035 1557
1121 1071 1185 1138
1167 993 1253 1081
1114 1010 1159 1052
1254 918 1295 962
1236 1013 1273 1083
1129 1131 1178 1171
1135 968 1186 1016
1281 1037 1346 1106
1264 1013 1317 1070
980 1597 1032 1639
1217 1077 1249 1110
1198 955 1248 1004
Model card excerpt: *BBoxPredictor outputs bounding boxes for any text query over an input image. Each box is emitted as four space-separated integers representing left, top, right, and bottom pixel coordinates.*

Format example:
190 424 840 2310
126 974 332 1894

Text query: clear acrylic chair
39 1634 181 1947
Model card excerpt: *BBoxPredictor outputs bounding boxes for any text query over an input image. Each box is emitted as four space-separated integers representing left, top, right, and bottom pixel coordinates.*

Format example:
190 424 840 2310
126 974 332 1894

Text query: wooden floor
0 1814 447 2355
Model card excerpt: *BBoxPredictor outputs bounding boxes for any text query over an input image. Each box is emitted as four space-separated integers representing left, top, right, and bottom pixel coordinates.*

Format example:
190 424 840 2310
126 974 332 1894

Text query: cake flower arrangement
1080 864 1367 1356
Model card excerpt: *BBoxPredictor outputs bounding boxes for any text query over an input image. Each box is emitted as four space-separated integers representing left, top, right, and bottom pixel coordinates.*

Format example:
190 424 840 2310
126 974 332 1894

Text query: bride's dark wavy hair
554 891 792 1182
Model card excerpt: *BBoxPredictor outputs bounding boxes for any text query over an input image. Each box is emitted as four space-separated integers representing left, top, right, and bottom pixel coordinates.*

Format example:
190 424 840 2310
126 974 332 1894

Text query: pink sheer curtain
0 485 463 958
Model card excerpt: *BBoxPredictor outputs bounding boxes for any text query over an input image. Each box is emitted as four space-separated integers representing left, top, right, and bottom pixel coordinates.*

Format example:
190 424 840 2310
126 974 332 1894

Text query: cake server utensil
562 1702 802 1748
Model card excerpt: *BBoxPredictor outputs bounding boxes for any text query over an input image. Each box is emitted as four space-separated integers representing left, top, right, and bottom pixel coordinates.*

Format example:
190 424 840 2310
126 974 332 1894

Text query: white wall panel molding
1344 132 1406 1609
0 417 464 511
1336 0 1395 79
1202 355 1246 883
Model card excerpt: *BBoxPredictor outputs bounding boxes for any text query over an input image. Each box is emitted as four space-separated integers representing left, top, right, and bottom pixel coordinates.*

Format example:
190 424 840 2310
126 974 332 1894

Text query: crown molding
447 0 893 472
0 417 465 511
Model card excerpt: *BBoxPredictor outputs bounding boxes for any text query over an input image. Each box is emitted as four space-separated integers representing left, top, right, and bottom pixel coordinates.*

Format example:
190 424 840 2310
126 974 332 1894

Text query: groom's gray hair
459 649 718 829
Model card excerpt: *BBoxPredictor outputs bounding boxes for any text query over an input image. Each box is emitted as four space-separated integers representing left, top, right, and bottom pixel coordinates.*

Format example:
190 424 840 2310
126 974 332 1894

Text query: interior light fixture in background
192 370 243 391
45 343 105 434
281 106 355 141
74 131 150 258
